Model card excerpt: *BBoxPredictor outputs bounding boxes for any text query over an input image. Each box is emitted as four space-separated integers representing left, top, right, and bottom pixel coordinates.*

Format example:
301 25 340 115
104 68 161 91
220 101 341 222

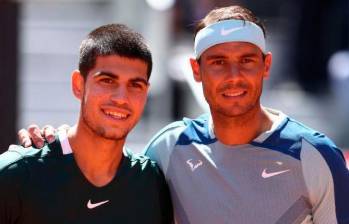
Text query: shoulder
284 118 348 186
258 116 343 161
0 145 40 172
0 142 60 175
124 148 161 175
291 117 347 183
142 120 186 161
123 148 170 188
144 114 214 153
143 114 214 171
0 145 42 194
146 120 187 148
285 118 344 161
284 118 338 144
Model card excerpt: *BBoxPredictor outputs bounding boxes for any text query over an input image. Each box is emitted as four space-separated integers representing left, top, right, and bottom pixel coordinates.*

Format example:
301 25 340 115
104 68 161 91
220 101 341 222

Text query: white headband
194 19 266 58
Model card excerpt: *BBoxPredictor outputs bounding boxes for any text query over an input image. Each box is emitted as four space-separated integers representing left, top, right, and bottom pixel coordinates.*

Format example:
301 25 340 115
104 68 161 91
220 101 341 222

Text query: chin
215 104 256 117
100 131 128 141
93 125 130 141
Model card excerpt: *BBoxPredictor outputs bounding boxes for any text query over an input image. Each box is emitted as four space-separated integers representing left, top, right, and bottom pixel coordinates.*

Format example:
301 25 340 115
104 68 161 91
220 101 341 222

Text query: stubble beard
210 90 262 118
80 100 129 141
214 102 256 118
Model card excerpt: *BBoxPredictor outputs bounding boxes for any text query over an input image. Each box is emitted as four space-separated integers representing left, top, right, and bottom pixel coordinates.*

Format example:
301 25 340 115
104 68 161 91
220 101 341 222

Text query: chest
18 161 162 224
166 143 311 224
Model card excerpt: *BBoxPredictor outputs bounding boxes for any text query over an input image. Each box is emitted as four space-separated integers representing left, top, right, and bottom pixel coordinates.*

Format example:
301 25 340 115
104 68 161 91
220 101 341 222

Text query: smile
102 109 130 120
222 90 246 97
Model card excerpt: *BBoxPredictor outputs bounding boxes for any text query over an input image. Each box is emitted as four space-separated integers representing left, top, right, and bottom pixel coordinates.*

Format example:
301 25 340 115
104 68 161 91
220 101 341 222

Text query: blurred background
0 0 348 156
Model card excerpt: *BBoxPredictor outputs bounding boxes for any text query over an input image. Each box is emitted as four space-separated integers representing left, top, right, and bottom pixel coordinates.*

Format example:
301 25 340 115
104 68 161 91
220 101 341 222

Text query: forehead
90 55 148 79
201 42 263 59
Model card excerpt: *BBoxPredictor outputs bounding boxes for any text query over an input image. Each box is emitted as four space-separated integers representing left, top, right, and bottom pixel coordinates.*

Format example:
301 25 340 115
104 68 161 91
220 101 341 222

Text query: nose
225 63 241 80
110 85 129 105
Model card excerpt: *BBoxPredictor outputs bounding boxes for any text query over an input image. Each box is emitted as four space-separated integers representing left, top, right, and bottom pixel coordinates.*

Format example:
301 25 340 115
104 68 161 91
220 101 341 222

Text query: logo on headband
220 27 244 36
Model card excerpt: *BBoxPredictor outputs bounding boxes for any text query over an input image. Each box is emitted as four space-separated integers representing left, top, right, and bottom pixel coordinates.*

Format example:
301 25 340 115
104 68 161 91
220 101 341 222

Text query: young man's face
73 55 149 140
191 42 272 117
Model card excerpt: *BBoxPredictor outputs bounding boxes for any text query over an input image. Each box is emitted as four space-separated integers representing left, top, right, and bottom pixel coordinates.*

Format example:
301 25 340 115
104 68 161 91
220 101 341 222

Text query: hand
17 124 70 148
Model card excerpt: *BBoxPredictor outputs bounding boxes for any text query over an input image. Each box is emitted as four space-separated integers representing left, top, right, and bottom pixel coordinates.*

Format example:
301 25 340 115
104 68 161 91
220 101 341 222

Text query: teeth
224 91 245 97
104 111 128 119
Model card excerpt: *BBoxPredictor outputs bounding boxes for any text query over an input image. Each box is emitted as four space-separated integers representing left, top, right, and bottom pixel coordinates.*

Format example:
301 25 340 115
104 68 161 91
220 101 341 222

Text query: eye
211 59 226 65
99 77 114 84
241 57 255 64
129 81 146 91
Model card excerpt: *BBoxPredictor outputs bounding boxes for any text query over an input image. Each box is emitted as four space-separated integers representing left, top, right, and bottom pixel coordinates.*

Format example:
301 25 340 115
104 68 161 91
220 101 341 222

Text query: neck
67 121 125 187
212 105 274 145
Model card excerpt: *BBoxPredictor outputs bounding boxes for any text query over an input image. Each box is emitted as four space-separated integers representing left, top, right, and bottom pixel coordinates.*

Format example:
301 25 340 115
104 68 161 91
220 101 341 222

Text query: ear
189 58 201 82
263 52 272 79
71 70 84 100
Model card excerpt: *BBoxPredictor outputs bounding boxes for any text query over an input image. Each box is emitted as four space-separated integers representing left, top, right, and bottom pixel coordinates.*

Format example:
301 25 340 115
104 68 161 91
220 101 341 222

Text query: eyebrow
205 55 228 60
93 71 148 85
131 77 149 86
205 52 261 60
239 53 260 58
93 71 118 79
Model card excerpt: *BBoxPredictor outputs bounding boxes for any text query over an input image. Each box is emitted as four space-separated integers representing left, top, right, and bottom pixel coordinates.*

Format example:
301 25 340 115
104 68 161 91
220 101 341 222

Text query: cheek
202 74 221 92
201 80 217 103
131 93 148 112
241 67 265 83
84 85 104 98
83 88 108 107
241 61 265 73
207 66 225 73
201 69 218 83
137 97 147 110
246 77 264 95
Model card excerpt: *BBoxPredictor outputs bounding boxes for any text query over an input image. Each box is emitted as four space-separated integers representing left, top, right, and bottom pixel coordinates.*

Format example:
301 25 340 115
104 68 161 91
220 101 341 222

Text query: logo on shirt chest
186 159 203 171
261 161 290 179
87 199 110 209
261 168 290 178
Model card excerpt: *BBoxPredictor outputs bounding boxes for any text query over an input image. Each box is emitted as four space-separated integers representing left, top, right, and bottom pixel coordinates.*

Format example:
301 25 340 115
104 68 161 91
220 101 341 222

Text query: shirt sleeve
301 138 349 224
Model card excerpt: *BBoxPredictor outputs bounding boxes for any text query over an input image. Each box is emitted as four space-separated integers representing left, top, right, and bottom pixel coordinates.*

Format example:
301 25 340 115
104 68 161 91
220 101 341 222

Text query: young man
16 5 349 224
0 24 173 223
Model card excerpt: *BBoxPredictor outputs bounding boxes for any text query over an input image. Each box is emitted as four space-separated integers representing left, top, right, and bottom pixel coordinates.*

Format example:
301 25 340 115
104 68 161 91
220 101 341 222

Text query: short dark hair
194 5 266 38
79 24 152 80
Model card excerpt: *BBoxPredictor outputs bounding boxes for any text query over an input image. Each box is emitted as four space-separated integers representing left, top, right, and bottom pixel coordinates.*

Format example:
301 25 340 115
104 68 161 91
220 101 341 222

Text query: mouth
102 109 131 120
222 90 247 97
